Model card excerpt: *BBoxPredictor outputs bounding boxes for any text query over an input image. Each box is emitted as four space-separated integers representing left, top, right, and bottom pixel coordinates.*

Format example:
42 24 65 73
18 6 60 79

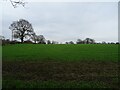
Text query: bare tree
89 39 95 44
37 35 46 44
102 41 106 44
47 40 51 44
31 32 37 43
84 38 95 44
76 39 82 44
69 41 74 44
65 42 69 44
4 0 26 8
84 38 90 44
9 19 34 43
51 41 58 44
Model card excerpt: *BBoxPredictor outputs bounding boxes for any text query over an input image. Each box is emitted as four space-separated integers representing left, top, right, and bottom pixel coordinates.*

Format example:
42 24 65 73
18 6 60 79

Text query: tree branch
9 0 26 8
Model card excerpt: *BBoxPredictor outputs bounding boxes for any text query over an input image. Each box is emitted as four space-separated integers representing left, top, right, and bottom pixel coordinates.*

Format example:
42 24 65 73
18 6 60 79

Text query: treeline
0 35 60 45
0 19 119 45
66 38 119 44
0 36 119 45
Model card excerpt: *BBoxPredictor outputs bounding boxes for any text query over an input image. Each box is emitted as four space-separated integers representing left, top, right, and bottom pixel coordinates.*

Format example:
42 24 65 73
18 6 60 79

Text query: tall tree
9 19 34 43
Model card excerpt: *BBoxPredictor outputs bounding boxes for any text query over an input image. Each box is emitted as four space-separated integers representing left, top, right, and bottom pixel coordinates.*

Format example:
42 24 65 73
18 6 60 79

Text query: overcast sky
1 1 118 43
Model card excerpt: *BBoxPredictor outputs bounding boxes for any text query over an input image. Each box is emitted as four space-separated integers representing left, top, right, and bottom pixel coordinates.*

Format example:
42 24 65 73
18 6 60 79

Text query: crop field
2 44 119 88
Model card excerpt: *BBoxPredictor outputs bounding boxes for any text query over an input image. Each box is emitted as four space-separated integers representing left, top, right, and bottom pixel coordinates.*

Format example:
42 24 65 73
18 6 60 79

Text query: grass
2 44 119 88
2 44 118 61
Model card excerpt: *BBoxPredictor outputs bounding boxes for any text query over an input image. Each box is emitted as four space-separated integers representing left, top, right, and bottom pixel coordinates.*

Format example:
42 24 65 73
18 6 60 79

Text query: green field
2 44 119 88
2 44 118 61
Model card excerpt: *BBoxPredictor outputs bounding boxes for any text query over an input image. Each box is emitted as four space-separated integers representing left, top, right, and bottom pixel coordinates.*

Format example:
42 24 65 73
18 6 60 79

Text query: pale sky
1 0 118 43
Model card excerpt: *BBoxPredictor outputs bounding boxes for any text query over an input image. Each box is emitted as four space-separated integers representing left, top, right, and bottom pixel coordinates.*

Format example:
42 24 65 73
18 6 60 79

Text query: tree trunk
21 37 24 43
21 31 24 43
35 40 36 43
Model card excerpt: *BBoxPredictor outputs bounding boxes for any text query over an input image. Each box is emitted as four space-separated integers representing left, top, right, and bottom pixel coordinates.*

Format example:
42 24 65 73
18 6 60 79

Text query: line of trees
0 19 119 45
66 38 95 44
65 38 119 44
1 36 119 45
0 37 60 45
